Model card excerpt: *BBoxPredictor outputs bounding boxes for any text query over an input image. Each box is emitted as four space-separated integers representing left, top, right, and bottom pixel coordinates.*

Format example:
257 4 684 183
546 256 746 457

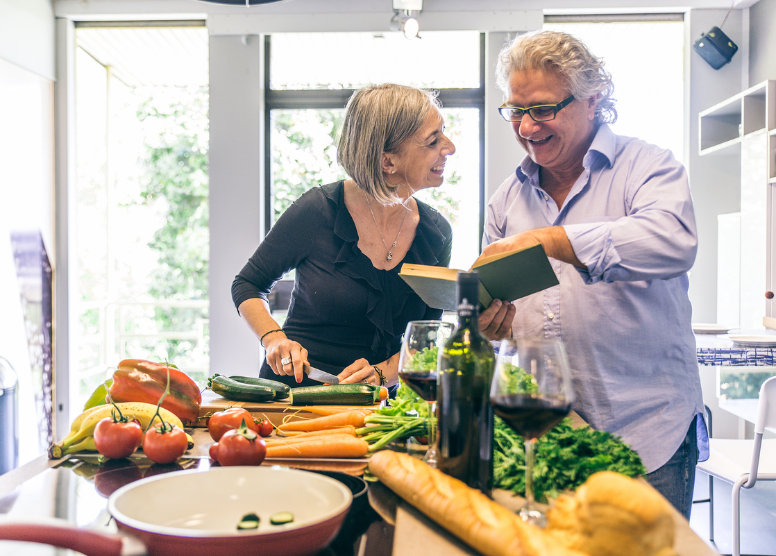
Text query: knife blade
306 366 340 384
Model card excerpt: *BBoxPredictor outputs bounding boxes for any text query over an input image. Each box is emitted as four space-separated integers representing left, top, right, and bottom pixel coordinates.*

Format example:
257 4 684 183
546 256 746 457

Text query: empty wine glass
398 320 455 467
490 337 574 526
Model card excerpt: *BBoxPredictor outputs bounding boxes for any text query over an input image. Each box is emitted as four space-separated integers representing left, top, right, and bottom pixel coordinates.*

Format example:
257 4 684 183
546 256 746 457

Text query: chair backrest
755 375 776 434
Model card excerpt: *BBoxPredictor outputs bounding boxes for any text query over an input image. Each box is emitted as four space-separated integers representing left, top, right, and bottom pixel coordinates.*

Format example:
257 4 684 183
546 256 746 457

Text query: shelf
699 137 742 156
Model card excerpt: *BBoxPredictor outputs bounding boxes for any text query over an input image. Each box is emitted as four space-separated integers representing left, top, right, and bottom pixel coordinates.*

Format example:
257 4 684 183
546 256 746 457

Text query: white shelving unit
699 80 776 327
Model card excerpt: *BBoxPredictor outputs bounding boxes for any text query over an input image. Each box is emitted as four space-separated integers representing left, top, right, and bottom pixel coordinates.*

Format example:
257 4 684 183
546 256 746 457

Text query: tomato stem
144 361 173 435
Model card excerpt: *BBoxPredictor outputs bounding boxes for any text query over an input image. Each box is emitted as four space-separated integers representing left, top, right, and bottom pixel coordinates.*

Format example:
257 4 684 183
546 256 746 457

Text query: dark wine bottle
437 271 496 495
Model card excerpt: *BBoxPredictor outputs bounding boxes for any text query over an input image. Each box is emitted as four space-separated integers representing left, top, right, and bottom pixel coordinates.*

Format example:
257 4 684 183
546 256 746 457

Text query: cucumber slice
269 511 294 525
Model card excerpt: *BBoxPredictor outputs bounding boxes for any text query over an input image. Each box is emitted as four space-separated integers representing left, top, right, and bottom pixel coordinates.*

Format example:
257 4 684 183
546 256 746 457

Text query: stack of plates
692 323 733 335
725 334 776 348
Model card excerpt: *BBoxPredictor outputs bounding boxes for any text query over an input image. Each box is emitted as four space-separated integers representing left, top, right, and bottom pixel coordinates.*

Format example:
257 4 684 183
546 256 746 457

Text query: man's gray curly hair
495 30 617 125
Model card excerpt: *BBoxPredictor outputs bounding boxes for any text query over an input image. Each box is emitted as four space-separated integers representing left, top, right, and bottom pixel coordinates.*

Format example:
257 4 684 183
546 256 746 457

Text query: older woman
232 83 455 388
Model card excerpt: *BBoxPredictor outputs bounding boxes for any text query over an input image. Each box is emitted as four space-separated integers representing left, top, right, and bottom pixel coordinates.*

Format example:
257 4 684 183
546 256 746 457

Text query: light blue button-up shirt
484 124 708 472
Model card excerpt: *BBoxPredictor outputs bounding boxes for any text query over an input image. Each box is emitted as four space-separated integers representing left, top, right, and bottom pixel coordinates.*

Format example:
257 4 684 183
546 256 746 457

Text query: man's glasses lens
499 96 574 122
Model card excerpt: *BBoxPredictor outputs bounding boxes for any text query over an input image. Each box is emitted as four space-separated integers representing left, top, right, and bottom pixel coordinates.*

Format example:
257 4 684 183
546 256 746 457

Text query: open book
399 244 559 311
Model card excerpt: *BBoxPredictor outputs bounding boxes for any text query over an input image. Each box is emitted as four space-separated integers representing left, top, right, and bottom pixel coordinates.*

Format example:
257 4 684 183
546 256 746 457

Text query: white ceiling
77 25 208 87
55 0 758 20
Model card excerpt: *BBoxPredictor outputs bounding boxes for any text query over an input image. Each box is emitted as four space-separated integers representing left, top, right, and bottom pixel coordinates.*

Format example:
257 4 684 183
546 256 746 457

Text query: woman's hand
337 359 377 385
264 336 309 383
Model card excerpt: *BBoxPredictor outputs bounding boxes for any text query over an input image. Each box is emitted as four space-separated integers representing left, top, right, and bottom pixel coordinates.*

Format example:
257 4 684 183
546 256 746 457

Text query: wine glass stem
524 438 536 511
427 400 436 452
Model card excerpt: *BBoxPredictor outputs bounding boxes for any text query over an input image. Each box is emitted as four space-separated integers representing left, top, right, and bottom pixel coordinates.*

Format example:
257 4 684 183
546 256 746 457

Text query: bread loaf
368 450 585 556
546 471 677 556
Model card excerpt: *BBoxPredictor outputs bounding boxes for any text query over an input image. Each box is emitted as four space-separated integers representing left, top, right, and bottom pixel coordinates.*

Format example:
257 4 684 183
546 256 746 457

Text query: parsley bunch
493 417 646 503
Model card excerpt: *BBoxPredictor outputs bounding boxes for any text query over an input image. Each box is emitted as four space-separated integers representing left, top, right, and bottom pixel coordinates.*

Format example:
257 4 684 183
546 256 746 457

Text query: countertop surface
0 419 717 556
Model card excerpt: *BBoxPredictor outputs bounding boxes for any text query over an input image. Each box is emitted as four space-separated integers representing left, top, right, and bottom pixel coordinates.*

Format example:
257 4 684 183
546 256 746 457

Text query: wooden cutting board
197 389 379 427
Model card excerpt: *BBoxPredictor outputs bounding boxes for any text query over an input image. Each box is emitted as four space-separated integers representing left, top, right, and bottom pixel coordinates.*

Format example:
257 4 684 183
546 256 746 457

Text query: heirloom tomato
208 408 260 442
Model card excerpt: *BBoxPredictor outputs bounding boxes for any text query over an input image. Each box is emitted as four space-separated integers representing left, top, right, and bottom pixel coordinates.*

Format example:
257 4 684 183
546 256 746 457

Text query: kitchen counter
0 424 718 556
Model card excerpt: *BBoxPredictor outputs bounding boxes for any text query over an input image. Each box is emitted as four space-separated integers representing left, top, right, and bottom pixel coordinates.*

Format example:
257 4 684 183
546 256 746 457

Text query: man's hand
479 299 515 341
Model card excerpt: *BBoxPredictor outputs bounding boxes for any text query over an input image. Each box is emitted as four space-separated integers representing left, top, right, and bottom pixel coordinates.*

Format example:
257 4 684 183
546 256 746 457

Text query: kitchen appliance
0 466 352 556
0 356 18 475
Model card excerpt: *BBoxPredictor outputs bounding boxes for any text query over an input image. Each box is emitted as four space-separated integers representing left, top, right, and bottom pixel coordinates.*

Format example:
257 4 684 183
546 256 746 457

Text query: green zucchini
209 375 276 403
227 375 290 400
269 512 294 525
289 384 379 406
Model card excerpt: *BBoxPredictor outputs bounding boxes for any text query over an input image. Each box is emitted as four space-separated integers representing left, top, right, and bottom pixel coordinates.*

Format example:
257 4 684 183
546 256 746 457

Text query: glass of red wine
490 337 574 526
398 320 456 468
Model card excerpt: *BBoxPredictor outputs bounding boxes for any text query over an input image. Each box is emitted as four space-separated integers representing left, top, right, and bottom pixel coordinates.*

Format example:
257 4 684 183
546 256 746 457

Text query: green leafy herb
493 417 646 503
501 362 538 395
404 346 440 372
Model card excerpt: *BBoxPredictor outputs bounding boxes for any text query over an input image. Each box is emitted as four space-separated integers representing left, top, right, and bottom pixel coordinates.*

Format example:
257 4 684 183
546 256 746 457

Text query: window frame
262 32 487 242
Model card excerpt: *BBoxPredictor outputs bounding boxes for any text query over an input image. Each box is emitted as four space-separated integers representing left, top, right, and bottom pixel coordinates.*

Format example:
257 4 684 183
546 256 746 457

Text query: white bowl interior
108 466 352 537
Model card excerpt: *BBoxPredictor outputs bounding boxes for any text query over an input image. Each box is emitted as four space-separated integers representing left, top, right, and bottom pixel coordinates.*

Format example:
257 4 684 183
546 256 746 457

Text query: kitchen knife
306 366 340 384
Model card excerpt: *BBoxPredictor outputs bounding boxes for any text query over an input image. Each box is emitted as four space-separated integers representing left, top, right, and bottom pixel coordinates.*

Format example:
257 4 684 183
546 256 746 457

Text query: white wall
0 0 57 465
749 0 776 84
685 9 748 323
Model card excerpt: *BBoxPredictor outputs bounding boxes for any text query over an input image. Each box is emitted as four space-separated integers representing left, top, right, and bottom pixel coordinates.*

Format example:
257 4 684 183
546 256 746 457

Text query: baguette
368 450 585 556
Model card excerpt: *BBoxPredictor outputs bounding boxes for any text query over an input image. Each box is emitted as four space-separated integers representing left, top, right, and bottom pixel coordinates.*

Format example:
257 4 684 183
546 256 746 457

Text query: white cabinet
699 80 776 328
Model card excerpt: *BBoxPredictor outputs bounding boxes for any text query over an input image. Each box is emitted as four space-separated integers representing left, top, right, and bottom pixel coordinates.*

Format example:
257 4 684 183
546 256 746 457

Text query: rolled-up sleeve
564 148 697 284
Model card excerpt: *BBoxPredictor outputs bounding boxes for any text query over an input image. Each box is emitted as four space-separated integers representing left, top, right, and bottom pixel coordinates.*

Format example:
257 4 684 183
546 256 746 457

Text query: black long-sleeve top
231 181 453 388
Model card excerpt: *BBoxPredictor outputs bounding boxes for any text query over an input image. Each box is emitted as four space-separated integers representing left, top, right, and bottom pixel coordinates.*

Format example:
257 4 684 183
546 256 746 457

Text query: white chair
696 375 776 556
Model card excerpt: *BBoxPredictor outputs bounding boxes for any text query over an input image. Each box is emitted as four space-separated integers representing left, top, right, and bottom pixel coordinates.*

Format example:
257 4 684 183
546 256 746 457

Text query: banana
51 402 184 459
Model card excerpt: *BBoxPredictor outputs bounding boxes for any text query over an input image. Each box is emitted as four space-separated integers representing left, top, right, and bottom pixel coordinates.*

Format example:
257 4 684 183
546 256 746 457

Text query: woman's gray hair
337 83 440 205
495 30 617 125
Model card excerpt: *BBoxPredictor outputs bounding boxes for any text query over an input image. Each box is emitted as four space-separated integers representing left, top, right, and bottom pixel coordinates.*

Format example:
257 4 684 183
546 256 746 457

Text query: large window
266 32 484 270
544 17 685 163
74 24 209 410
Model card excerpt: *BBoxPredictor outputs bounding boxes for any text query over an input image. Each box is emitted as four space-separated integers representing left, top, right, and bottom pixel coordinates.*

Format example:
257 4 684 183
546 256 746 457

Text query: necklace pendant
386 252 393 261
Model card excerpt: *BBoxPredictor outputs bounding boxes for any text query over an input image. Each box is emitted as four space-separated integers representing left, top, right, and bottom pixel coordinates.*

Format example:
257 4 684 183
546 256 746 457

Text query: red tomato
208 408 260 442
257 419 273 437
209 442 219 462
216 424 267 466
94 416 143 459
143 423 188 464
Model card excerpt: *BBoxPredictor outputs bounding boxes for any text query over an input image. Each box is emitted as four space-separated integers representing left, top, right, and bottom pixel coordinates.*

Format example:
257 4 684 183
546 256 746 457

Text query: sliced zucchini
289 384 378 406
269 512 294 525
237 512 260 530
209 375 276 403
227 375 290 400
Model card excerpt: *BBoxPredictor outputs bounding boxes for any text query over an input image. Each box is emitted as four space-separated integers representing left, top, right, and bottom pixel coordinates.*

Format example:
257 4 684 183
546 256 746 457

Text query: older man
477 30 707 518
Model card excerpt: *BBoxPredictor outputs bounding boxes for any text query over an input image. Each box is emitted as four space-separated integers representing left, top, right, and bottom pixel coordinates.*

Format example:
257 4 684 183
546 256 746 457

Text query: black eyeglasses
498 95 575 122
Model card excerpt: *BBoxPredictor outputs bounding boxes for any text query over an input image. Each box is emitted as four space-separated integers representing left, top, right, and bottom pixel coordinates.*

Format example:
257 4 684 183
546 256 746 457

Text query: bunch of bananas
50 402 185 459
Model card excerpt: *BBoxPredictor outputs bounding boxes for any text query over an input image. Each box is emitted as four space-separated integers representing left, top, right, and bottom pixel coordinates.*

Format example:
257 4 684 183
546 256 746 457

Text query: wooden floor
690 471 776 556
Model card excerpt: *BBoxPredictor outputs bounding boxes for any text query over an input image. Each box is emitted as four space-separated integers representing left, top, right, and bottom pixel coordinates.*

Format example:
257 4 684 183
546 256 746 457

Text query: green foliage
493 417 646 503
133 87 209 362
719 370 773 400
271 109 463 226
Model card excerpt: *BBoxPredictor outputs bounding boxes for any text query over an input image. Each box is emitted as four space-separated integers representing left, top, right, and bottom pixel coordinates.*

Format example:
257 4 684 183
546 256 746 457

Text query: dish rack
696 346 776 367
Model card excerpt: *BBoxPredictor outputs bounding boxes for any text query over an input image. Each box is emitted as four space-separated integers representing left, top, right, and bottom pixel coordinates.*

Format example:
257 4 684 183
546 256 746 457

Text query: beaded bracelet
260 328 285 346
373 365 387 386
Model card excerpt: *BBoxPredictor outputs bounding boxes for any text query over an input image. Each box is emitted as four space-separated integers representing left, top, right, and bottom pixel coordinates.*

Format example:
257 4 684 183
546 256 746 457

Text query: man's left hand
479 299 515 341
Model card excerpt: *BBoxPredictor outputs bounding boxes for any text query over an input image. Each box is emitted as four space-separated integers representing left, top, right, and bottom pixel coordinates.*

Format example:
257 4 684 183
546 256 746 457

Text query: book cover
399 244 559 311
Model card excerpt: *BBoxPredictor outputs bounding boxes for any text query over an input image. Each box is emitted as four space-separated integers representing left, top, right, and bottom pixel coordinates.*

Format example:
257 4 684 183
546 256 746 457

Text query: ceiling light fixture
197 0 287 6
390 0 423 40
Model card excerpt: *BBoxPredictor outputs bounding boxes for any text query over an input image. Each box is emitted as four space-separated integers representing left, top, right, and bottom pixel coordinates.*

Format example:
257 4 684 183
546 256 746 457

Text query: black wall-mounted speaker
693 26 738 70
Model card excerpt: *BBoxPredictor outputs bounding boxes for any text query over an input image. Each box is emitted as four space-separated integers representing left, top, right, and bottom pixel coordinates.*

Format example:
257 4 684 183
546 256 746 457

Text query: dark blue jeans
645 416 699 519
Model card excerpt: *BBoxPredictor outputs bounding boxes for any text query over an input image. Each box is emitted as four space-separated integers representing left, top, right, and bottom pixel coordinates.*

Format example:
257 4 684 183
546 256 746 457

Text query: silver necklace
364 191 409 261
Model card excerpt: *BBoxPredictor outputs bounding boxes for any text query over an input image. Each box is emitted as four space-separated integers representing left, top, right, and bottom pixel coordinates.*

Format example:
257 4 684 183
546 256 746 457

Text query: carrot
265 433 356 448
275 426 357 439
289 406 377 416
277 410 370 432
266 436 369 459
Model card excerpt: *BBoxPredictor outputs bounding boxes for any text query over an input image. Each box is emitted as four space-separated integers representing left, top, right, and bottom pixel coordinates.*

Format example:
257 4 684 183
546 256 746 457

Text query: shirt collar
515 123 615 185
